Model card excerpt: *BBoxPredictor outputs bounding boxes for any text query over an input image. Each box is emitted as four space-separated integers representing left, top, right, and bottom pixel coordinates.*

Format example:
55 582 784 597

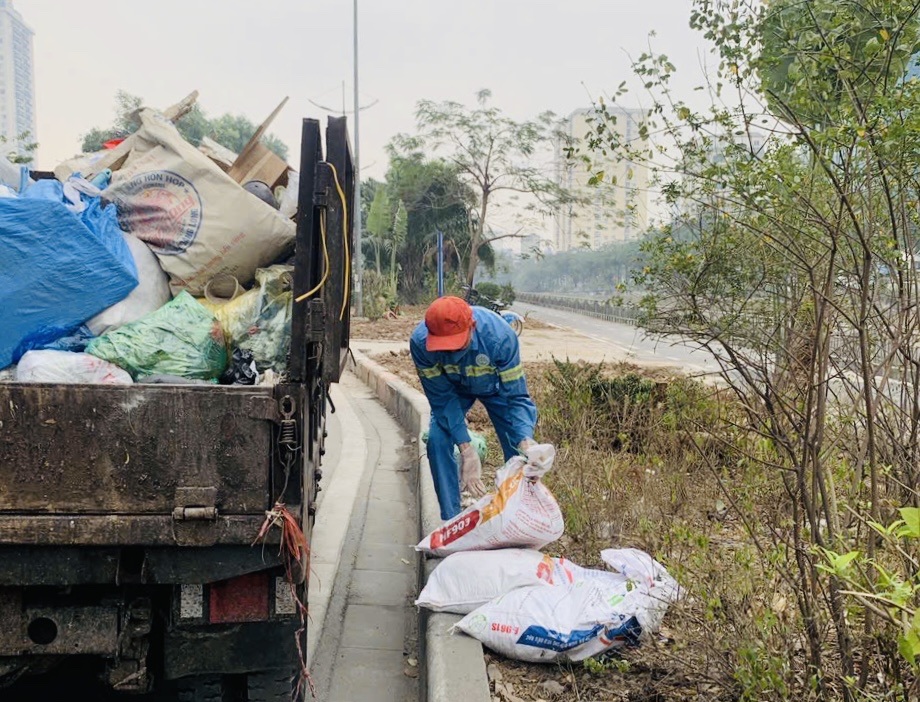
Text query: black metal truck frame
0 116 354 700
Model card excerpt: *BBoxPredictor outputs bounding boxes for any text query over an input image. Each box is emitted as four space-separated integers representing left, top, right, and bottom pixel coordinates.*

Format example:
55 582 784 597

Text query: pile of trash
0 93 303 386
415 444 681 663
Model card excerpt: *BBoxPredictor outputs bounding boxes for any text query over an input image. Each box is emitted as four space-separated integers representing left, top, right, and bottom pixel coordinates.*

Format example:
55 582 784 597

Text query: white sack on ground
454 550 680 663
416 549 571 614
87 234 171 336
104 109 295 295
454 580 641 663
416 444 564 557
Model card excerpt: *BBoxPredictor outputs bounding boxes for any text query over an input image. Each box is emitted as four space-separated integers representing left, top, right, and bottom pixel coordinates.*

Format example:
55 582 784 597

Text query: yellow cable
324 162 351 321
292 161 350 324
294 208 330 302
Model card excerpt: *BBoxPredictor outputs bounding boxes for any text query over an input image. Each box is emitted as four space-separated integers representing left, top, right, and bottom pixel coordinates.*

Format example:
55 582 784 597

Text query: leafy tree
393 90 578 286
79 91 288 160
366 187 392 274
380 148 480 302
81 90 144 152
579 0 920 697
1 131 37 165
390 199 408 296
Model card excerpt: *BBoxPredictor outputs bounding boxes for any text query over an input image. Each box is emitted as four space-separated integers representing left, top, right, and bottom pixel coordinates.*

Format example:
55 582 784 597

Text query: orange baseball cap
425 296 474 352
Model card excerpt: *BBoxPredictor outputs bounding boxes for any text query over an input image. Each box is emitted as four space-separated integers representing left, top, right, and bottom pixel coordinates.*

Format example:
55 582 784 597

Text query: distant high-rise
0 0 34 159
554 107 650 252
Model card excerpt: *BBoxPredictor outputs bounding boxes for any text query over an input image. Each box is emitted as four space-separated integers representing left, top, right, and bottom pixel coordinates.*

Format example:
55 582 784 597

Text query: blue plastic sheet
0 195 138 369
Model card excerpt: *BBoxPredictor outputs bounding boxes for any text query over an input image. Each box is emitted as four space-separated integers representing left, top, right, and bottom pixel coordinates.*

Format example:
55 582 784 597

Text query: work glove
459 443 486 498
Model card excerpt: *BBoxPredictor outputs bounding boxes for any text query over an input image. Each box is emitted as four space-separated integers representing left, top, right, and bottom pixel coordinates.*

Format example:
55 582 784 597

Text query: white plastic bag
416 549 574 614
277 170 299 219
454 580 642 663
599 548 682 635
15 350 133 385
104 109 295 295
416 444 564 557
87 234 171 336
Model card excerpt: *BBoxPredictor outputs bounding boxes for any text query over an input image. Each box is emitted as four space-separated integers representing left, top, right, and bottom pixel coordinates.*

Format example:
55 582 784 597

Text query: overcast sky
20 0 712 179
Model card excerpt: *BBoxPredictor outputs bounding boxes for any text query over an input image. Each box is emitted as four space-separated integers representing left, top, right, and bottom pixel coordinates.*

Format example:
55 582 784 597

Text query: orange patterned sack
416 444 564 557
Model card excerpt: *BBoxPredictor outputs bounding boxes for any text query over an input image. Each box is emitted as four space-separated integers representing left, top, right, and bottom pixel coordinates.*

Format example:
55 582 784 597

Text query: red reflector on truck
208 573 270 623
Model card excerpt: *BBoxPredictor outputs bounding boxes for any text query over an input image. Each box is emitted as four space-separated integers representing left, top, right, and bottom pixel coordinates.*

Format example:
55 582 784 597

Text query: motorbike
462 285 524 336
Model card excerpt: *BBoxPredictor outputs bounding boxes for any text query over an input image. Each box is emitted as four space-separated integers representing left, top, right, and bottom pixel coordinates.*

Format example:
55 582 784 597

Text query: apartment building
554 106 649 251
0 0 35 160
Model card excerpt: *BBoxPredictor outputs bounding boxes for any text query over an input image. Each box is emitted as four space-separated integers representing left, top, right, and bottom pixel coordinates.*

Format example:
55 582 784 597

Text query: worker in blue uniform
410 296 537 520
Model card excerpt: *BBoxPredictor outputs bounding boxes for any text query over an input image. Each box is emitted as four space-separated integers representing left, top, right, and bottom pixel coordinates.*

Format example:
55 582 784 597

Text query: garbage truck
0 116 354 700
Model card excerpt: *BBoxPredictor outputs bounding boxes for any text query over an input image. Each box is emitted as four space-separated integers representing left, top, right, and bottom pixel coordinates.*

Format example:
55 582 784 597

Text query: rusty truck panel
0 384 275 516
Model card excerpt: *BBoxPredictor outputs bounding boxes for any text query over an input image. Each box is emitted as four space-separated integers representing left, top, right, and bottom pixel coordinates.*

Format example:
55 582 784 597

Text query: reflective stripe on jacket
409 306 537 447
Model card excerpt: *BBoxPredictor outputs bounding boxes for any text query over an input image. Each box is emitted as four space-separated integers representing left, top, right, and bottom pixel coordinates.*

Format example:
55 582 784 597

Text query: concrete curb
349 349 491 702
306 383 368 667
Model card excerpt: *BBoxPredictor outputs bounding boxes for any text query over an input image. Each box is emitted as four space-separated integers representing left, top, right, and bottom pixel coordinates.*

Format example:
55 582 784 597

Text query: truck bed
0 382 283 547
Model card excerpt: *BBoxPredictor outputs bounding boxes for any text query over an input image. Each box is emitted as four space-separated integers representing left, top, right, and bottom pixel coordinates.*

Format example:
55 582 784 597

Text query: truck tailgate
0 383 279 545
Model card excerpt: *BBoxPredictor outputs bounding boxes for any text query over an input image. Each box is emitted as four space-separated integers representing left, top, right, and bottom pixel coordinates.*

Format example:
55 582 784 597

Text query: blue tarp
0 194 138 368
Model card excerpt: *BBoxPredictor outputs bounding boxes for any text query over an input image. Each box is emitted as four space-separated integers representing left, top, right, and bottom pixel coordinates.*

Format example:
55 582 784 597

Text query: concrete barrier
350 350 491 702
518 291 640 325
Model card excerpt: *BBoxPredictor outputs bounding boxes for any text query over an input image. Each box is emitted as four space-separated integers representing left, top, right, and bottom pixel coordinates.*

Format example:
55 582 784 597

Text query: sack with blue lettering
453 552 680 662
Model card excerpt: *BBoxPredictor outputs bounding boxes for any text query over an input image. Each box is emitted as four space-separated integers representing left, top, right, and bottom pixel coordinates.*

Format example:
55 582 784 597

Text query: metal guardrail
517 292 640 326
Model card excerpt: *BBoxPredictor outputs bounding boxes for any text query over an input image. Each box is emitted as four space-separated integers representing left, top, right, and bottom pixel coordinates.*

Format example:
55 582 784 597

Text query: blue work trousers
427 394 521 520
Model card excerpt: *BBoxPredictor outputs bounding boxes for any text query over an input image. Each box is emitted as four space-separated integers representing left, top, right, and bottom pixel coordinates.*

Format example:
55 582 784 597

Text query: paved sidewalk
309 374 420 702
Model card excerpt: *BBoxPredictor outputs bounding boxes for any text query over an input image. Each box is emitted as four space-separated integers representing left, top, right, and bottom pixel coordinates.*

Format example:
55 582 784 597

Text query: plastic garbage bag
15 350 133 385
277 171 299 219
220 348 258 385
87 292 227 380
202 265 293 372
0 196 138 369
422 428 487 465
23 178 86 213
87 234 172 336
416 444 565 557
37 326 95 353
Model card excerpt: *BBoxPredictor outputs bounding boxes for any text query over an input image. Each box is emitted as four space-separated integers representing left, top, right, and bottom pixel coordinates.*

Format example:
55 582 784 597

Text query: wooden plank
227 97 290 186
230 142 289 188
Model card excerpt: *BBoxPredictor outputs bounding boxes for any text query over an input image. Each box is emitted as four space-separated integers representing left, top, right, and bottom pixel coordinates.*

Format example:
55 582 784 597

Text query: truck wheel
246 668 301 702
175 674 234 702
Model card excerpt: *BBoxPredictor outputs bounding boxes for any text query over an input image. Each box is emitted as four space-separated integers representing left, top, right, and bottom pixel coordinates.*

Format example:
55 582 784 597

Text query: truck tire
175 674 234 702
246 668 301 702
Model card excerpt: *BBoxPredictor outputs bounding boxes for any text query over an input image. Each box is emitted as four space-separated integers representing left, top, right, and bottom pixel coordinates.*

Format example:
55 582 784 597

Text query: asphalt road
514 301 722 377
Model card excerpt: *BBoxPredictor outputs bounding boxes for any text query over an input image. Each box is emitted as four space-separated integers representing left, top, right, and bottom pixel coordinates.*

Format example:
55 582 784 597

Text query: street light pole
353 0 364 317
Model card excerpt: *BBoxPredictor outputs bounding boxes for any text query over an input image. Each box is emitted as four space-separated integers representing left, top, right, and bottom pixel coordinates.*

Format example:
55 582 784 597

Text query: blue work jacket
409 306 537 447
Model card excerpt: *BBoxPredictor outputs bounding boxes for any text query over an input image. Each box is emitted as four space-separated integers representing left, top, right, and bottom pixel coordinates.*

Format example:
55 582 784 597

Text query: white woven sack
104 110 295 295
87 234 171 335
453 579 641 663
416 549 563 614
416 444 564 557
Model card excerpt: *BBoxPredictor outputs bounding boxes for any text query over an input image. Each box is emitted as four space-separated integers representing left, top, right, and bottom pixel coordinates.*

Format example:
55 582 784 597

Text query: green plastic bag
200 265 293 372
422 428 488 463
87 291 228 380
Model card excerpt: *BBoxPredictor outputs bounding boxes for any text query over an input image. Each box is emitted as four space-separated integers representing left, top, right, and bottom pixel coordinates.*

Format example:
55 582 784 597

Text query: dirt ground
353 308 696 702
351 305 677 369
